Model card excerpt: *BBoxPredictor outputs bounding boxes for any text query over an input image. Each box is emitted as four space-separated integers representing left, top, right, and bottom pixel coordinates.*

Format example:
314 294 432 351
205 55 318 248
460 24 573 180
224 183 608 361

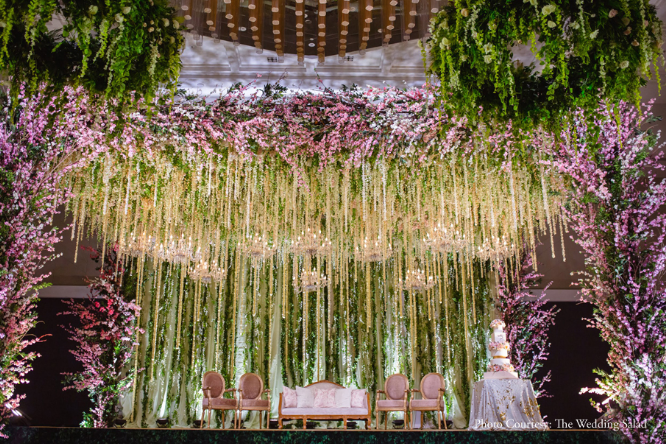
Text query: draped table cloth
468 379 548 431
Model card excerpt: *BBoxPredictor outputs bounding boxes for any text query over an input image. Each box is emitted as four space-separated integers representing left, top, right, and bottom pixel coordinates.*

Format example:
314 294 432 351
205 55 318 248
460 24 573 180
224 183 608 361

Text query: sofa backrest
281 380 368 409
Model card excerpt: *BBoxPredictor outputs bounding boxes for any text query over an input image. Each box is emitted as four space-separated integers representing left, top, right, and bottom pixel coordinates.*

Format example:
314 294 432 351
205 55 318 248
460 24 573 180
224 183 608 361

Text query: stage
6 427 625 444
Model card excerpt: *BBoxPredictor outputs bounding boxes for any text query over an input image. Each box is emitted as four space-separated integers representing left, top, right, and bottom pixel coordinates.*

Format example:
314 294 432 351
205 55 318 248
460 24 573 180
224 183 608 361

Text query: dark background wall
14 299 608 429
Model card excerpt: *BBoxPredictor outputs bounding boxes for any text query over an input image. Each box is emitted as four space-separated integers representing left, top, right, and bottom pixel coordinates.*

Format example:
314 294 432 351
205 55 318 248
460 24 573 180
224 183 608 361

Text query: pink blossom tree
551 103 666 443
0 88 96 436
495 249 559 398
60 244 142 428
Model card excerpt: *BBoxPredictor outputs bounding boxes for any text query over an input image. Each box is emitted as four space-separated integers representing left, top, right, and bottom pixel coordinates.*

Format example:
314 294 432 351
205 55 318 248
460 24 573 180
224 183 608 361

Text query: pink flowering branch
59 244 143 428
496 248 559 398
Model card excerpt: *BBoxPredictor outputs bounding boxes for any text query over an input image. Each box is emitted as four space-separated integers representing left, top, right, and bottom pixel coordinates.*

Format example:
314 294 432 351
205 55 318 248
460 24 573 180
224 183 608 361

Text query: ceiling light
239 26 247 31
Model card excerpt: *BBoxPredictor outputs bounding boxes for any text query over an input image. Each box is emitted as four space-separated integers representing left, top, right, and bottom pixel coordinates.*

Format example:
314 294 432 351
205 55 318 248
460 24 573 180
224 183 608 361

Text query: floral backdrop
0 77 664 440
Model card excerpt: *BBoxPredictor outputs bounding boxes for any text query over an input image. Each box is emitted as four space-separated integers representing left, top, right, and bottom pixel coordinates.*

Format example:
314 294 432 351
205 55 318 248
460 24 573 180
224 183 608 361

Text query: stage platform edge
6 426 627 444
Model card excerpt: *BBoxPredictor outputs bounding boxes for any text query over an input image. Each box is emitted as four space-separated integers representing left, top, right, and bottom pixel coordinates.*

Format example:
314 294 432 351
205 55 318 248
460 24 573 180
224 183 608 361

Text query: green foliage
0 0 184 101
426 1 663 128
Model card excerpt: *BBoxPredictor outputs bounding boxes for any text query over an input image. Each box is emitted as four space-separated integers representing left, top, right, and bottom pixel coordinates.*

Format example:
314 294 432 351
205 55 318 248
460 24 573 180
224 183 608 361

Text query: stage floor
6 427 625 444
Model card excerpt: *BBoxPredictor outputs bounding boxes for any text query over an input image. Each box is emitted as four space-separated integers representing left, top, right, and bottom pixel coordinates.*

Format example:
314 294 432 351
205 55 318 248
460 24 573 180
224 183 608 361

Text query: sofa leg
303 416 307 430
278 418 283 429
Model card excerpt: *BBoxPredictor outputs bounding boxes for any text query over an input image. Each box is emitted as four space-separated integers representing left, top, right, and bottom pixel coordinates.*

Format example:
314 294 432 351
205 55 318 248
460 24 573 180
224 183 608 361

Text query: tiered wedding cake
484 319 518 380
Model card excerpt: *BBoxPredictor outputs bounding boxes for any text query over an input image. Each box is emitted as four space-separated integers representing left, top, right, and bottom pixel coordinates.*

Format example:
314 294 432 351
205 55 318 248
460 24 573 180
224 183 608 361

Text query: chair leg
207 408 212 429
385 411 388 430
443 408 448 430
200 408 205 429
420 411 424 430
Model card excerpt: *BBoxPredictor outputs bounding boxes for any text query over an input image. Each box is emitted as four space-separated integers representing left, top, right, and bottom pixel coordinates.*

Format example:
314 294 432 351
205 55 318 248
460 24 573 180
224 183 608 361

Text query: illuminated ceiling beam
403 0 412 40
338 0 350 58
272 0 285 58
225 0 240 44
249 0 263 52
359 0 373 53
382 0 395 45
317 0 326 63
205 0 218 39
295 0 305 63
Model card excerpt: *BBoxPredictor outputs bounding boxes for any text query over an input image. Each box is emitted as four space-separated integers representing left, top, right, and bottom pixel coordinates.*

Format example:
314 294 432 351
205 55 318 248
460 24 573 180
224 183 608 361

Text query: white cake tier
489 348 508 358
491 358 510 366
491 330 507 342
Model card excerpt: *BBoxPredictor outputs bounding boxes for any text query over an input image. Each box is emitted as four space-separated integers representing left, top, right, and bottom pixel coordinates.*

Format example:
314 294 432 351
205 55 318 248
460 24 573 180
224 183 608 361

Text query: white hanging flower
173 21 180 29
170 36 175 44
484 55 492 63
148 27 154 32
529 0 537 5
542 5 556 16
89 5 98 14
608 9 618 18
440 37 450 48
620 61 629 69
590 30 599 39
115 13 124 23
547 20 556 28
163 18 170 27
570 21 580 30
122 6 131 14
461 9 469 17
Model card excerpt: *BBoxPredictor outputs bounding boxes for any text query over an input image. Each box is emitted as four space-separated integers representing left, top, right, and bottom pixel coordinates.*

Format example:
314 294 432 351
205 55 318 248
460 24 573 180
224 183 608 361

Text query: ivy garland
426 1 663 126
0 0 183 100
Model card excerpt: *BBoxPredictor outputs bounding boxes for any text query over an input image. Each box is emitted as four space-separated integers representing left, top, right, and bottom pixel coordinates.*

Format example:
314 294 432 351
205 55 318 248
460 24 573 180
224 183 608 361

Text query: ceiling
178 0 666 102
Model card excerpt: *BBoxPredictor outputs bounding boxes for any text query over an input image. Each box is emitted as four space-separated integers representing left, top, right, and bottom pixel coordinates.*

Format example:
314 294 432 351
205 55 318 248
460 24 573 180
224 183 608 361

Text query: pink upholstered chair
409 372 447 429
201 371 239 429
375 373 410 430
238 373 271 429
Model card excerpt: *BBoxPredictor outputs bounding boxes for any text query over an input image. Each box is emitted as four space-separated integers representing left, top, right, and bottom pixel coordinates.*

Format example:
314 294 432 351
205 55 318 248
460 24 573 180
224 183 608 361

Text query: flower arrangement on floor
551 102 666 443
426 1 663 126
0 0 183 100
60 244 143 428
495 249 559 397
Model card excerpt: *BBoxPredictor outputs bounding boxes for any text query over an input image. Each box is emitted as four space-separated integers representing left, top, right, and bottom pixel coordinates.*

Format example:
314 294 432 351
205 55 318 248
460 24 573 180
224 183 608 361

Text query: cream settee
278 380 371 429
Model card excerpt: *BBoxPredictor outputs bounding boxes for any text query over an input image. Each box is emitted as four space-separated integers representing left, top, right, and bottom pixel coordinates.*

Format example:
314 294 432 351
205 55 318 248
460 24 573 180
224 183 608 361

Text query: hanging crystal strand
365 261 371 333
268 253 274 381
74 198 86 263
191 278 201 366
362 162 367 221
150 260 164 380
451 158 460 225
215 279 223 370
539 154 556 259
175 260 187 348
508 160 519 237
252 264 258 318
230 247 241 379
316 258 322 380
559 213 567 262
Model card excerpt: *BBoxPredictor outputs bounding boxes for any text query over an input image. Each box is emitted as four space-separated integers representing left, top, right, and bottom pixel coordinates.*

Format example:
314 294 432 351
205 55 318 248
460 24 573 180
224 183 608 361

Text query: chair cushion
335 388 353 408
242 399 269 408
203 397 237 408
283 387 297 408
377 399 405 410
280 407 368 416
351 389 366 408
313 389 336 408
411 399 441 409
296 386 314 408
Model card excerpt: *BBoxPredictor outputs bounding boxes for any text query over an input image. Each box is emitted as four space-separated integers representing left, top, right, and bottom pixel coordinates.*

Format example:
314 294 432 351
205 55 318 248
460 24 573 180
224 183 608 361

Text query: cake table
468 378 548 431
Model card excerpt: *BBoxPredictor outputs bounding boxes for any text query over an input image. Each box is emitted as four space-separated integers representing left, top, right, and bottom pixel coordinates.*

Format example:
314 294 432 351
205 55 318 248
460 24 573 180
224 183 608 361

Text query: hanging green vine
0 0 183 100
426 1 663 127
